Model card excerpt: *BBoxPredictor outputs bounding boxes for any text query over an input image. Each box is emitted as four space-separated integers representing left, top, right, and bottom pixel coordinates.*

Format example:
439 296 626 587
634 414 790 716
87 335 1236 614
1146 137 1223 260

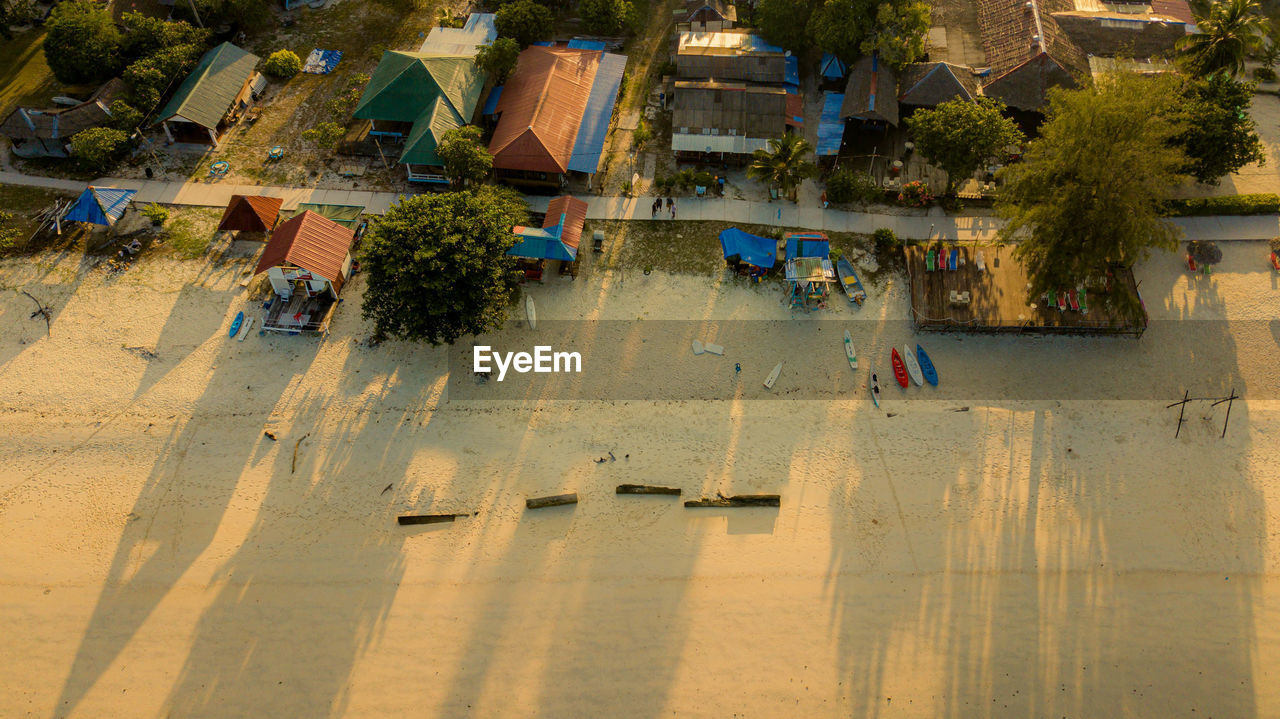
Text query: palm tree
747 133 818 201
1178 0 1270 78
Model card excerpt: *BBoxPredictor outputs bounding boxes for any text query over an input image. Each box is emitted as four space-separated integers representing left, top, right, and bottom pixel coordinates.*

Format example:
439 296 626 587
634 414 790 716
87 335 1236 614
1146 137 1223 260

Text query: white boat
902 344 924 386
764 361 783 389
525 294 537 330
843 329 857 370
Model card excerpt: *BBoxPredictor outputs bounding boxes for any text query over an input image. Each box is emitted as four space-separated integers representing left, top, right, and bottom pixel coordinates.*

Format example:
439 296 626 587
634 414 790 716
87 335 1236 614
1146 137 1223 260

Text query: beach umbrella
1188 240 1222 265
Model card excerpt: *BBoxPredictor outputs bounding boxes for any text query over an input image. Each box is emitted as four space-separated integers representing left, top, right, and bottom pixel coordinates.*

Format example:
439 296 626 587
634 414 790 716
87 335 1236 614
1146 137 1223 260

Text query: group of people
650 197 676 220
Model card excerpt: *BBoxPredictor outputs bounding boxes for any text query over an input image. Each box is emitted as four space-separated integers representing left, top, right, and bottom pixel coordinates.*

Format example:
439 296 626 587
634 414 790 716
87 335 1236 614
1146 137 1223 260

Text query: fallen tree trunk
684 494 780 508
526 493 578 509
616 484 681 495
398 514 462 525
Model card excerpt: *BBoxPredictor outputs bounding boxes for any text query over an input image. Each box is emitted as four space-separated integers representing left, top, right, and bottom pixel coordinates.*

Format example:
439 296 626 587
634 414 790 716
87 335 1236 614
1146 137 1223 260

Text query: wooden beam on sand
526 493 578 509
616 484 681 495
684 494 780 508
397 514 463 525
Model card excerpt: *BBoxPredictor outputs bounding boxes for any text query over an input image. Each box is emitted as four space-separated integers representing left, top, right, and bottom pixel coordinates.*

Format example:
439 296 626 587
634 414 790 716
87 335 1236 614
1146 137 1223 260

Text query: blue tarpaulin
568 38 607 51
785 232 830 260
302 49 343 74
816 92 845 156
719 228 777 269
64 186 136 226
482 85 503 116
820 53 848 80
567 52 626 174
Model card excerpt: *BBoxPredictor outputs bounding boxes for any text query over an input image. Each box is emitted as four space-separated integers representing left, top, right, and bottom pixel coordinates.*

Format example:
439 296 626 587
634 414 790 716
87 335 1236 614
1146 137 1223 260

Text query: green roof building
155 42 261 146
353 51 485 180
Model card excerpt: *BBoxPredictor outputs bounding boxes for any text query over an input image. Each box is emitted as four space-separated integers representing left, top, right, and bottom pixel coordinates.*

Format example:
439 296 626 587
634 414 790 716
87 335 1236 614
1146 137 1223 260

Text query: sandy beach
1 236 1279 718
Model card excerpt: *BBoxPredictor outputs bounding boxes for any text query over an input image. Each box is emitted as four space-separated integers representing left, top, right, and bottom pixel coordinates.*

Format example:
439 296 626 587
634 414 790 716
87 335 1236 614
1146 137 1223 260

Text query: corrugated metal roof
508 195 588 260
816 92 844 156
490 46 600 174
156 43 259 130
353 51 484 124
255 211 355 293
678 31 784 57
1 79 124 141
64 186 136 226
841 55 899 125
218 194 283 233
419 13 496 55
567 51 625 173
567 39 607 51
672 131 769 154
544 195 588 253
400 95 466 165
898 62 981 106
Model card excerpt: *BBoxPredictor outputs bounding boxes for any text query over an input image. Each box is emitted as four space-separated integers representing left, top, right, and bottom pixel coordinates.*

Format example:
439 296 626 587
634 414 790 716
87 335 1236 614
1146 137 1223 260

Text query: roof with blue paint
64 186 136 226
567 39 607 51
784 232 830 260
816 92 845 156
567 52 626 174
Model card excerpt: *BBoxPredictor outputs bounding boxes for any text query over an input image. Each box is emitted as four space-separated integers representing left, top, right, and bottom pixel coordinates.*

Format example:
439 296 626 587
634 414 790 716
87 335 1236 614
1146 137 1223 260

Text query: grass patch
158 207 221 259
1163 193 1280 216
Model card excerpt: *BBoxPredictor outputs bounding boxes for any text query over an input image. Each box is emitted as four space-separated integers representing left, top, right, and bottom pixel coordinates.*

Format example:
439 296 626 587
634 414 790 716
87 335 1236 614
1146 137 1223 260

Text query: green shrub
263 49 302 78
301 121 345 149
692 170 714 188
896 180 934 207
1253 66 1277 83
70 127 131 173
632 119 652 149
141 203 169 225
872 228 899 249
1163 193 1280 216
825 167 881 204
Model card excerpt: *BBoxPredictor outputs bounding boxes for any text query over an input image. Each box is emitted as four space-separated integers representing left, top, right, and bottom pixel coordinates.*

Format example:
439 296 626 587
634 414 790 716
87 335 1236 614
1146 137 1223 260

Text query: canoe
869 362 881 408
764 361 783 390
229 311 244 338
916 344 938 386
890 348 909 388
525 294 537 330
843 329 857 370
835 257 867 305
902 344 924 386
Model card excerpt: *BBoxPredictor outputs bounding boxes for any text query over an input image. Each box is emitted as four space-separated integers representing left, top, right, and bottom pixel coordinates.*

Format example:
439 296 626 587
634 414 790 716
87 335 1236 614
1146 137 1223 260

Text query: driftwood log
685 494 780 508
616 484 681 495
398 514 462 526
526 493 578 509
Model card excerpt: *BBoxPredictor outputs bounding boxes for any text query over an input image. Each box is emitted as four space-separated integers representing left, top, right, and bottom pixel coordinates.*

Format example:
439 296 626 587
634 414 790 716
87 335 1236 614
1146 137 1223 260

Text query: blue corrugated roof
567 52 626 174
508 223 575 261
482 85 502 115
816 92 844 156
568 38 607 51
65 186 136 226
530 41 555 47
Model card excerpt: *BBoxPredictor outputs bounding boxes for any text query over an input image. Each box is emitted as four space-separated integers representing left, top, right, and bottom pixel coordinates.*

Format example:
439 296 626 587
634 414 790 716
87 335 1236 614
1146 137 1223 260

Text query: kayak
843 329 857 370
869 362 881 408
917 344 938 386
229 311 244 338
890 348 909 388
902 344 924 386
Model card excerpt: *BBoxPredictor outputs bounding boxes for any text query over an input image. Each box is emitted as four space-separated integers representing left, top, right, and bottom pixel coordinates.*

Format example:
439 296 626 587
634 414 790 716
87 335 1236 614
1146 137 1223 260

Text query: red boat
891 348 909 388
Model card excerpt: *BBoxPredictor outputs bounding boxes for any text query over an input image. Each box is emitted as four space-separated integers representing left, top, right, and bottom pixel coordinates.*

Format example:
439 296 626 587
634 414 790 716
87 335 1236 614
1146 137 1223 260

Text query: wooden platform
905 244 1146 336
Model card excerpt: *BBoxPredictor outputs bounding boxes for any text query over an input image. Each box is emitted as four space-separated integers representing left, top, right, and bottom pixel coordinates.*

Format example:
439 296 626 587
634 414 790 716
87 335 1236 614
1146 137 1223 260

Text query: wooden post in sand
526 493 578 509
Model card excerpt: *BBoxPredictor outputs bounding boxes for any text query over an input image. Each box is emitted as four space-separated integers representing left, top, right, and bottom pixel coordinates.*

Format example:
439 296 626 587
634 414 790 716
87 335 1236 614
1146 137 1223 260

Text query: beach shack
63 186 137 228
217 194 282 238
154 42 262 146
253 211 355 334
508 195 588 280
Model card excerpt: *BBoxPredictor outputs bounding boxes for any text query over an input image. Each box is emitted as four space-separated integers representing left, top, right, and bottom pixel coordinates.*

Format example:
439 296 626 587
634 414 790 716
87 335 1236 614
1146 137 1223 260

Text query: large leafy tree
70 127 131 173
906 97 1024 194
580 0 634 35
1178 0 1269 78
436 126 493 188
476 38 521 83
808 0 930 68
747 133 818 201
755 0 817 52
360 187 529 344
43 1 122 84
1173 74 1265 183
495 0 555 48
997 73 1188 319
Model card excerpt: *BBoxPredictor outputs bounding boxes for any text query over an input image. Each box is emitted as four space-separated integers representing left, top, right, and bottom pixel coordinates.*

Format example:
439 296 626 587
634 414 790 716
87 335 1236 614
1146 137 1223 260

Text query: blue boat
835 256 867 305
229 311 244 338
916 344 938 386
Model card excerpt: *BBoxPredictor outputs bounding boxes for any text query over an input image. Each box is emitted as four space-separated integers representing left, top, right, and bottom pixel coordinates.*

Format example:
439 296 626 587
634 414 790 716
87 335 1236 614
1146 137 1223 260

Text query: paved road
3 169 1277 241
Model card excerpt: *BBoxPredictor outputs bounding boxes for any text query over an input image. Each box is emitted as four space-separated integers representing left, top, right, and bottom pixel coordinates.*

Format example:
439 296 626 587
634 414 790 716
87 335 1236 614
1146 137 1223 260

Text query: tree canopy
495 0 555 48
44 1 122 84
437 126 493 188
1173 74 1265 183
476 38 521 83
360 187 529 344
70 127 131 173
906 98 1024 194
997 73 1188 319
747 134 818 201
580 0 635 35
808 0 930 68
1178 0 1269 77
755 0 817 53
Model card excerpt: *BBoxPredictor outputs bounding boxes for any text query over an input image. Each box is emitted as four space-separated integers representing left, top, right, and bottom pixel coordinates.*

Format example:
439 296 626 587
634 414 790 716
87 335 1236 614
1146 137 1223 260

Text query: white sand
1 241 1279 718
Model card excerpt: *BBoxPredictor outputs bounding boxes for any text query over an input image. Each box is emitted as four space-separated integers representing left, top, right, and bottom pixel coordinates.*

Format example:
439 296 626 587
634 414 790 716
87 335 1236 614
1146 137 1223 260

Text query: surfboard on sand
525 295 537 330
238 317 254 341
229 311 244 338
843 329 857 370
902 344 924 386
764 361 783 389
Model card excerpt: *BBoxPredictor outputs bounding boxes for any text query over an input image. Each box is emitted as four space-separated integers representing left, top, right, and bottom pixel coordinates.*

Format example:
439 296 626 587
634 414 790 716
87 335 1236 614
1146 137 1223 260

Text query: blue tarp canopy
816 92 845 156
508 223 575 262
482 85 503 116
567 52 626 173
719 228 777 269
820 53 848 80
64 186 136 226
785 232 830 259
